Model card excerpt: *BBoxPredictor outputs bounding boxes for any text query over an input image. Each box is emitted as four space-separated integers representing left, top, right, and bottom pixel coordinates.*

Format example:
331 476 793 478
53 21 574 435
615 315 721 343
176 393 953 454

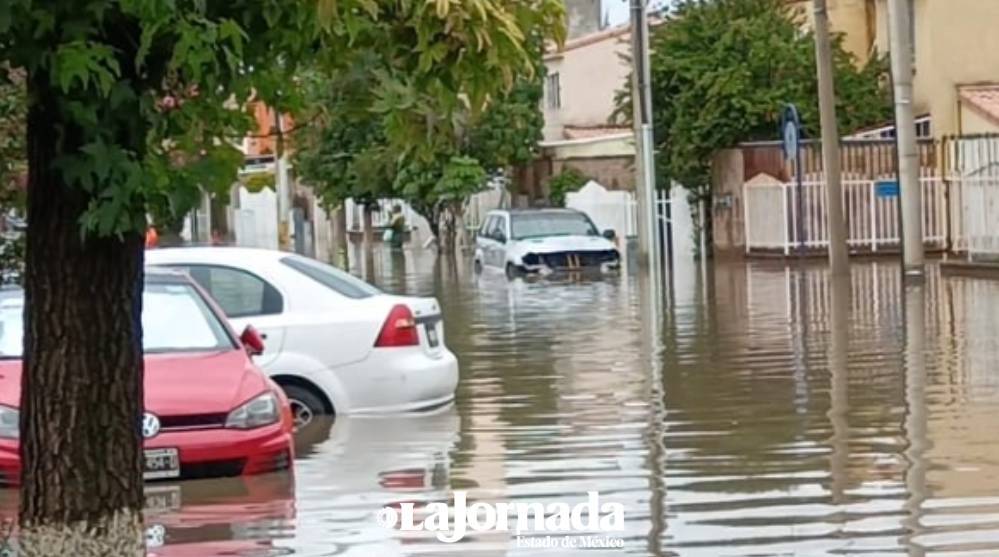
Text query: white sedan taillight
374 305 420 347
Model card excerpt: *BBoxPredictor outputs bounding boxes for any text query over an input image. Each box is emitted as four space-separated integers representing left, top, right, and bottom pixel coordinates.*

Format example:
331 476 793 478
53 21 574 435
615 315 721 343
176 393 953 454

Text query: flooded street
19 251 999 556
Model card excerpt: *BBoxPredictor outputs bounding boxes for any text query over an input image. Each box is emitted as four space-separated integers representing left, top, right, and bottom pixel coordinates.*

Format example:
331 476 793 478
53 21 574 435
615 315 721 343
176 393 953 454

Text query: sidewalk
941 260 999 279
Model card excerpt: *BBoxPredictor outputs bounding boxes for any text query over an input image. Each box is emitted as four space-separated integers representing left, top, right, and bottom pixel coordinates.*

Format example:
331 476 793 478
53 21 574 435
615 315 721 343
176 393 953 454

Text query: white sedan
146 247 459 428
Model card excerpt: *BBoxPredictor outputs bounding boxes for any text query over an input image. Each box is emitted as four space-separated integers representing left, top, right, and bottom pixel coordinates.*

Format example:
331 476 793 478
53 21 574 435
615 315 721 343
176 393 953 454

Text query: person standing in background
388 205 406 249
145 225 159 249
386 205 407 287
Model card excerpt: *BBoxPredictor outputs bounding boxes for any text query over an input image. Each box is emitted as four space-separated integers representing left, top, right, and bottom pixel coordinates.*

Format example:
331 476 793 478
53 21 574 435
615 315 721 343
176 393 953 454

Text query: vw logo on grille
142 413 161 439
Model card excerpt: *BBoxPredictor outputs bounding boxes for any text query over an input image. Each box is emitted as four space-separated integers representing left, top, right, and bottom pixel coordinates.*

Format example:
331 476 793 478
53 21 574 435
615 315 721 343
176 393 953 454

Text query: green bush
548 168 589 206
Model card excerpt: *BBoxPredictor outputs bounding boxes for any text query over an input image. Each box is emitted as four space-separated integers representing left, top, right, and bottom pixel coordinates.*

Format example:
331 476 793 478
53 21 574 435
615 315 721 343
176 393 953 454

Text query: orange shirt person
145 226 159 249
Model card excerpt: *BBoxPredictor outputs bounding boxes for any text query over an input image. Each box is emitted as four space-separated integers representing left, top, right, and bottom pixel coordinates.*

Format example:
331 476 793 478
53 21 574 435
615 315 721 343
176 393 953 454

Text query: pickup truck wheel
505 263 522 279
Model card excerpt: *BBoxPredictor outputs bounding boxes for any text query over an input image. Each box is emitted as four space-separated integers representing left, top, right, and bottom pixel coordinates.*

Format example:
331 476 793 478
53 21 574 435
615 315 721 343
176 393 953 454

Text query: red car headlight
225 392 280 430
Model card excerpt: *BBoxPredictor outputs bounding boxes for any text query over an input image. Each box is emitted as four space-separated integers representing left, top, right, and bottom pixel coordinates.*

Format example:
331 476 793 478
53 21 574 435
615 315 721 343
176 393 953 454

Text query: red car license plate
144 485 181 512
144 448 180 480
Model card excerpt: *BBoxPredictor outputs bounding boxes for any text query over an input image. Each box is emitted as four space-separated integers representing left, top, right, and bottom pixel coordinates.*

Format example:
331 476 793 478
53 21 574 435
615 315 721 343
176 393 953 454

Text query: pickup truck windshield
511 213 599 240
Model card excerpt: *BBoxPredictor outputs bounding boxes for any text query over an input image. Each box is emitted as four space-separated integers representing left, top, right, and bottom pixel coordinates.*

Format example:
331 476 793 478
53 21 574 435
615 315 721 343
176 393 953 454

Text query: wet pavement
12 249 999 556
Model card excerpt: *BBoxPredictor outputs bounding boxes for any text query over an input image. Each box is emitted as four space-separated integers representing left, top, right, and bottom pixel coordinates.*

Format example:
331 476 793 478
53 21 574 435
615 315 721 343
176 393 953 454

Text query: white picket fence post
744 175 949 255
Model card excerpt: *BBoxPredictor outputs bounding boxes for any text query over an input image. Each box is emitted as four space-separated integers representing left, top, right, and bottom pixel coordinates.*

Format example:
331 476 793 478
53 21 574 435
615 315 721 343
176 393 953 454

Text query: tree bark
361 205 374 248
19 73 144 556
332 206 347 268
451 203 467 252
439 209 454 254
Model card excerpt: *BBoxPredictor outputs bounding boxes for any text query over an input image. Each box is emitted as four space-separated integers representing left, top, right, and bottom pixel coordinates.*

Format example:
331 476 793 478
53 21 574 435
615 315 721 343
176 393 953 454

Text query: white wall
232 187 278 250
669 185 699 308
566 180 635 239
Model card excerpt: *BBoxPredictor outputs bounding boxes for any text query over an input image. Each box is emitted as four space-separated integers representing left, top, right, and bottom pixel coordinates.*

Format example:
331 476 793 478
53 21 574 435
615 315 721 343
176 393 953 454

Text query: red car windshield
0 282 233 358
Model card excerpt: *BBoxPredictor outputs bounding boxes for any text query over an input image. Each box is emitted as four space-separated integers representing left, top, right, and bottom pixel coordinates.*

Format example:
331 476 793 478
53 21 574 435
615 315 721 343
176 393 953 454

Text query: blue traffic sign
875 181 900 198
780 105 802 162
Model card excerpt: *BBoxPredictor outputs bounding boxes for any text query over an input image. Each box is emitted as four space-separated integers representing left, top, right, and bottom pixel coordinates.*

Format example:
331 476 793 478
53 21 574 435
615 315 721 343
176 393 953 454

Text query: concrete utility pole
888 0 924 277
274 109 292 251
812 0 849 276
630 0 661 279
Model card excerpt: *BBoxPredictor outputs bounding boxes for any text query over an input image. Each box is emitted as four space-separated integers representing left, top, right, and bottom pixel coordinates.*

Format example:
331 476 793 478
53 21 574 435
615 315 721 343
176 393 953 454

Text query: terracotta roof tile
563 126 632 140
960 85 999 126
544 19 663 59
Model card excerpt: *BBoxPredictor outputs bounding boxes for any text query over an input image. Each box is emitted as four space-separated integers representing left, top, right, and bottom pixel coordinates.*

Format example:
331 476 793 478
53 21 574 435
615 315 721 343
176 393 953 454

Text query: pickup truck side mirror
495 232 507 244
602 229 617 241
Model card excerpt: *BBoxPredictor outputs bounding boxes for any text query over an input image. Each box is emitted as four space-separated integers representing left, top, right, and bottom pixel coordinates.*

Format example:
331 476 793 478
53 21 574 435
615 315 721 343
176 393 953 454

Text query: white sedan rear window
280 256 380 299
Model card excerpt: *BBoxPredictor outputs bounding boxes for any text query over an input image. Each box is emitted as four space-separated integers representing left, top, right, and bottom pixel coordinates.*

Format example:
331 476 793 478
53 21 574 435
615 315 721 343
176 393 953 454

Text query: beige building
536 24 637 193
791 0 879 64
794 0 999 137
565 0 603 39
910 0 999 136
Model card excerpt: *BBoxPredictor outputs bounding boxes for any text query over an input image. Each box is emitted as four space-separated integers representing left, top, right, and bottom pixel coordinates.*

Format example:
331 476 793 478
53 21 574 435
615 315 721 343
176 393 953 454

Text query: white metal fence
744 172 949 255
958 177 999 259
626 189 674 237
946 136 999 261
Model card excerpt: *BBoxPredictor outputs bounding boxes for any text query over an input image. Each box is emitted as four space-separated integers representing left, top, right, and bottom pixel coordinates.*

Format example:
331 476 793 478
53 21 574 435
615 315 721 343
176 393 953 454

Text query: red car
0 268 295 485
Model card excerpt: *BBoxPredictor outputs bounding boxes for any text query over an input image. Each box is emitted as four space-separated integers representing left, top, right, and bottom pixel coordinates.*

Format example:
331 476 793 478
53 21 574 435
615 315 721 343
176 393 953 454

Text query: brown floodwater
10 249 999 556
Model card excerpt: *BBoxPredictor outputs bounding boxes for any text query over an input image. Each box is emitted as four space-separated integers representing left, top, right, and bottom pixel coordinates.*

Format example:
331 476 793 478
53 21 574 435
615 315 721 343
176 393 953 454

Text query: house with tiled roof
523 20 664 201
958 85 999 135
791 0 999 137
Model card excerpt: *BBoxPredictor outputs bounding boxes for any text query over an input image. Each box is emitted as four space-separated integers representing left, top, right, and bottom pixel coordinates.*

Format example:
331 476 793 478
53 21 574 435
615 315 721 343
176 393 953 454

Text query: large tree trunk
361 206 374 248
426 210 441 242
20 72 145 556
451 203 467 252
409 201 440 246
439 209 454 254
332 206 348 268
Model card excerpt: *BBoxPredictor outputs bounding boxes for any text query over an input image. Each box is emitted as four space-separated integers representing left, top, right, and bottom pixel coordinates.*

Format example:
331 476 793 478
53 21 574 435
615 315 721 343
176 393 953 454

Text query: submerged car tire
505 263 523 280
281 384 327 432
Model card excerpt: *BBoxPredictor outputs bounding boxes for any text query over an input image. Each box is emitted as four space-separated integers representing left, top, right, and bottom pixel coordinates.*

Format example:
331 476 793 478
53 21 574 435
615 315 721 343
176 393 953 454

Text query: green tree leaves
548 167 589 207
616 0 892 194
51 41 120 95
0 67 26 283
296 30 551 237
1 0 565 239
0 67 25 192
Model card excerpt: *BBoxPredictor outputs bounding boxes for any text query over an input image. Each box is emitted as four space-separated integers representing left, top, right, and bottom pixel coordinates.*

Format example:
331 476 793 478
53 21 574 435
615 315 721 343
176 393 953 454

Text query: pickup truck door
491 215 509 267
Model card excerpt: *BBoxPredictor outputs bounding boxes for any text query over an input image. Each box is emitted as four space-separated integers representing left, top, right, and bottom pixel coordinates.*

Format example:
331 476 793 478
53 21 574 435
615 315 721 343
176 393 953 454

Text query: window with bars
546 73 561 110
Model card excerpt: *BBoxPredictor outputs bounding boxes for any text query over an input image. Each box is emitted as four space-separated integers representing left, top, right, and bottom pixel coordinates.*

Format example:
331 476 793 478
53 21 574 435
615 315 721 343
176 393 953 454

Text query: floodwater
12 249 999 556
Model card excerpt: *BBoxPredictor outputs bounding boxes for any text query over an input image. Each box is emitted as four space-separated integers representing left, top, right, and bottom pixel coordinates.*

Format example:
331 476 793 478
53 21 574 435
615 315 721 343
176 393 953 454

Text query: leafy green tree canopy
0 0 565 547
297 37 549 240
0 66 24 192
615 0 891 193
0 68 25 282
294 52 400 210
1 0 565 234
548 166 589 206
